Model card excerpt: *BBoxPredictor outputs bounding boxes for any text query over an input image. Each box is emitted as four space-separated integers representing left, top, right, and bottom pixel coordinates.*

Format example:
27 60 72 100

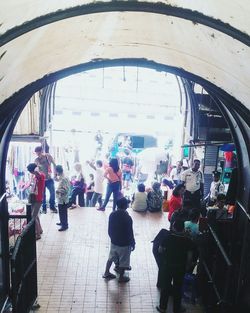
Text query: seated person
170 199 191 230
168 183 185 221
184 208 200 237
147 182 163 213
132 183 147 212
207 193 232 220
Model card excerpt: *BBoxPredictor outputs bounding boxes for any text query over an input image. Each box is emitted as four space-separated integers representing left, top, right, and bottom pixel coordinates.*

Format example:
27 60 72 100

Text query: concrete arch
0 6 250 109
1 3 250 310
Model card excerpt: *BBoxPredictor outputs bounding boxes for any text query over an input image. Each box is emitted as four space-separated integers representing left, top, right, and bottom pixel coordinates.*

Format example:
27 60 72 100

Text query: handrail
236 200 250 221
208 224 232 267
0 193 6 203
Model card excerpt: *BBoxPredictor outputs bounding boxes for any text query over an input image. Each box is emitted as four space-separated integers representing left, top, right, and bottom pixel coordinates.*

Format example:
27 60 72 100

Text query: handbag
162 199 170 212
162 190 169 212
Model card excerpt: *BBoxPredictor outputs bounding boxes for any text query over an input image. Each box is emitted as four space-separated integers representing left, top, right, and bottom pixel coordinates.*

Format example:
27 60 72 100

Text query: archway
1 2 250 311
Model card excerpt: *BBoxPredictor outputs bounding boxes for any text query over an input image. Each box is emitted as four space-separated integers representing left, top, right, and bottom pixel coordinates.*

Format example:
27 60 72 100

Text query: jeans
86 192 94 206
70 188 85 207
102 181 120 211
43 179 56 210
58 203 68 228
91 192 102 207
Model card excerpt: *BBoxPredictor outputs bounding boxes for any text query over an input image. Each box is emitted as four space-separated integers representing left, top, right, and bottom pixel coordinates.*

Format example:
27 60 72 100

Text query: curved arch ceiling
0 1 250 111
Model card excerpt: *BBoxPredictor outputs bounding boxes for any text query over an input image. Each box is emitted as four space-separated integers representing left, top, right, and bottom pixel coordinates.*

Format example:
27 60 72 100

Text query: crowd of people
23 141 236 313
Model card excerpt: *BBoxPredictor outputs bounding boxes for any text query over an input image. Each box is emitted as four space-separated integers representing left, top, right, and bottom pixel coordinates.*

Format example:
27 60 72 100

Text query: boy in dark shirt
103 197 135 283
157 219 194 313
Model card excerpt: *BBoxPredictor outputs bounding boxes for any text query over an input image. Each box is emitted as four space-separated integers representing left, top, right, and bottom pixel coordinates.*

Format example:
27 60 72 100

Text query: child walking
103 197 135 282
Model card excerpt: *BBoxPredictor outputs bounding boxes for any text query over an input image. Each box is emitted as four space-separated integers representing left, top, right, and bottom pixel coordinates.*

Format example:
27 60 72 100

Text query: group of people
24 145 236 313
101 158 233 313
26 145 136 239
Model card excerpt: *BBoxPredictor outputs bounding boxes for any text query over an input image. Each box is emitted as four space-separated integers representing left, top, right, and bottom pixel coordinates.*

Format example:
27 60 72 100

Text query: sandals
102 273 116 279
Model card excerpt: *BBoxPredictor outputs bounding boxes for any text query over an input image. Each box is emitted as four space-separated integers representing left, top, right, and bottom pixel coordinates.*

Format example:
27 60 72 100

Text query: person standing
157 220 194 313
27 163 45 240
98 158 122 211
181 159 204 211
86 174 95 207
94 130 103 158
206 171 225 206
34 146 57 213
121 149 134 190
86 160 104 208
55 165 71 231
102 197 135 283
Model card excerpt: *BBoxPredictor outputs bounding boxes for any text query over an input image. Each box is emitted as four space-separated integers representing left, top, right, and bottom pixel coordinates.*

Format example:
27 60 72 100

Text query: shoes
50 208 58 213
58 227 68 231
56 223 61 226
156 306 166 313
97 207 105 211
36 235 41 240
118 276 130 283
41 209 47 214
114 265 131 273
102 273 116 279
114 266 120 273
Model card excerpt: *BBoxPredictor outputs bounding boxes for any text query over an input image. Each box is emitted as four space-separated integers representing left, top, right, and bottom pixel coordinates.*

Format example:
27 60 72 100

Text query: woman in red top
168 183 185 221
98 158 122 211
27 163 45 240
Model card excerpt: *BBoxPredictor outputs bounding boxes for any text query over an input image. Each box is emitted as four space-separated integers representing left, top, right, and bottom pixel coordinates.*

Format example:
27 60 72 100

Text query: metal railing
10 219 37 313
8 204 32 247
199 223 233 312
0 193 10 312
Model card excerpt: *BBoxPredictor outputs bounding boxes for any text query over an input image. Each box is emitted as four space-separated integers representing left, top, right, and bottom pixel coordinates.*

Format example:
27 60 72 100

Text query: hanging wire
123 66 126 82
102 67 104 88
136 66 139 92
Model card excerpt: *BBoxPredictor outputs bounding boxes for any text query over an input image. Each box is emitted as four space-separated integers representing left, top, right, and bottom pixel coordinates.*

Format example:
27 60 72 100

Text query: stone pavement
34 206 204 313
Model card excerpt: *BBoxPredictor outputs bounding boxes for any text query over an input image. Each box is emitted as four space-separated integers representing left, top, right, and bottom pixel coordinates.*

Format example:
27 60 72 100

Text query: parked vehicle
109 133 157 157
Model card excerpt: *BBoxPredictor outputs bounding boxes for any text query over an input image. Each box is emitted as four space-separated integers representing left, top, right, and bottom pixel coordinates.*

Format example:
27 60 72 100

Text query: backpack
148 191 163 212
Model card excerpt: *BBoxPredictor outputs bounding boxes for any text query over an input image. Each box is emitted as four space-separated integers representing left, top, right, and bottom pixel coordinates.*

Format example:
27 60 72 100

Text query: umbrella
220 144 235 152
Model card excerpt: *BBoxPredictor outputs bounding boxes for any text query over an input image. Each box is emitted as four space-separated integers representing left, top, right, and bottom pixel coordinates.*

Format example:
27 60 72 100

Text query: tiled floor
35 206 204 313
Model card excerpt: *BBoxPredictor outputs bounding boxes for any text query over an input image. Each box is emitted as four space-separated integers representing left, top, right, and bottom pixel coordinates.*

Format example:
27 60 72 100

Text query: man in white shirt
170 161 183 185
86 160 104 207
181 159 204 210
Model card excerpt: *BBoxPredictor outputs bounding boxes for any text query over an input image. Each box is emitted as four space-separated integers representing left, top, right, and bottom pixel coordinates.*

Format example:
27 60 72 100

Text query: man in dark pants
152 228 170 288
156 220 193 313
181 159 204 211
55 165 70 231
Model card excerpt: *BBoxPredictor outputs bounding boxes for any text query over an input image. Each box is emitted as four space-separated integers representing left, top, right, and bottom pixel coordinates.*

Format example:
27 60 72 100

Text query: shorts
108 243 131 268
123 171 132 181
